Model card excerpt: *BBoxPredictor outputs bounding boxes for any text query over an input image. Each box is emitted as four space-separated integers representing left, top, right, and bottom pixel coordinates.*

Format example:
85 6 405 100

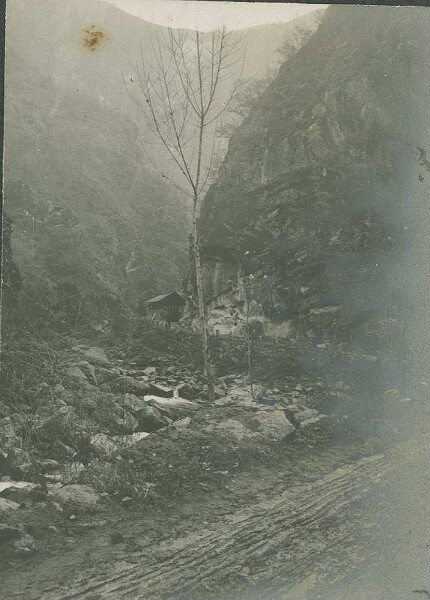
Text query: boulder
148 383 174 398
81 347 110 367
51 484 99 511
250 409 296 440
109 376 151 396
142 367 156 376
171 417 192 429
136 405 171 432
121 411 139 433
145 396 198 420
39 459 60 471
74 361 97 385
120 394 147 413
213 386 226 398
0 497 20 512
176 383 200 400
295 408 319 423
96 367 121 384
63 366 93 388
0 480 38 495
283 408 302 428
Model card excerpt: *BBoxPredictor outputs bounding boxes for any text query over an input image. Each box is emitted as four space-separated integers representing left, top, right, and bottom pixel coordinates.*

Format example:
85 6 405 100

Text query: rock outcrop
199 6 430 356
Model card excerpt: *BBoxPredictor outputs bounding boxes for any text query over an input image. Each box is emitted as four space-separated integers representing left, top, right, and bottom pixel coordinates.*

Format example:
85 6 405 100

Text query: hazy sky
100 1 327 31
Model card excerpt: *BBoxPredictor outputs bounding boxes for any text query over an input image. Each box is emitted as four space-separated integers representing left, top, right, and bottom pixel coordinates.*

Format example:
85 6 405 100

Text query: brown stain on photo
81 25 109 53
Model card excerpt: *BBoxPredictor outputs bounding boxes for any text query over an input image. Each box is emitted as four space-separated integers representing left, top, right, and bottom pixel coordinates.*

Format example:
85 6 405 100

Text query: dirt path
36 434 429 600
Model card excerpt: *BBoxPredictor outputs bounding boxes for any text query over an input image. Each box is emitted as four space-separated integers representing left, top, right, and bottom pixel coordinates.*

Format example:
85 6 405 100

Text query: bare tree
127 28 245 401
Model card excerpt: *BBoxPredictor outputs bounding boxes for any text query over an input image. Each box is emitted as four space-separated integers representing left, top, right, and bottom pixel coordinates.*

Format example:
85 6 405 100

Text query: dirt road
35 434 429 600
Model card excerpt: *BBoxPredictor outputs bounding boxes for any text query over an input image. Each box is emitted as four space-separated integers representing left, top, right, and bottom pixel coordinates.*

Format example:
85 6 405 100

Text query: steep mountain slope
199 6 429 357
3 0 324 329
4 51 189 328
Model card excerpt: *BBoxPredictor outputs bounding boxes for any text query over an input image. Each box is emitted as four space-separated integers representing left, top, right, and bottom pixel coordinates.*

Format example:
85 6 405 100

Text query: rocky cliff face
199 6 430 351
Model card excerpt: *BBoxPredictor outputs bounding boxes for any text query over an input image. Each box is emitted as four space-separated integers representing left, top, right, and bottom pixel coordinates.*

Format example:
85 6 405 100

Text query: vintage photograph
1 1 429 598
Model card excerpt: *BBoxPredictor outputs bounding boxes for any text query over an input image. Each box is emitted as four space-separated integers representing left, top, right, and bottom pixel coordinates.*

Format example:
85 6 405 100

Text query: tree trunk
192 201 215 401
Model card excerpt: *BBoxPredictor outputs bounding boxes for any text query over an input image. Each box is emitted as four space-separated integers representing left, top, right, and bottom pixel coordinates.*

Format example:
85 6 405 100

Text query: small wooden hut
146 292 185 327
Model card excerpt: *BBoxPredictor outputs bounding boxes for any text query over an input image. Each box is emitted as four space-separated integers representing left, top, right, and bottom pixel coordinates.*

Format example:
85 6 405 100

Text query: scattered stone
0 481 38 495
120 394 147 413
136 405 171 432
148 383 174 398
250 409 296 440
142 367 156 376
283 408 302 428
214 384 264 407
213 386 226 398
44 473 64 483
295 408 319 423
39 459 60 471
301 415 328 428
171 416 192 429
96 367 121 384
74 361 98 385
0 497 20 512
52 383 66 394
119 410 139 433
145 396 198 420
109 376 151 396
63 366 93 388
91 432 151 454
99 383 112 392
175 383 200 400
81 347 110 367
51 484 99 512
258 396 277 407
